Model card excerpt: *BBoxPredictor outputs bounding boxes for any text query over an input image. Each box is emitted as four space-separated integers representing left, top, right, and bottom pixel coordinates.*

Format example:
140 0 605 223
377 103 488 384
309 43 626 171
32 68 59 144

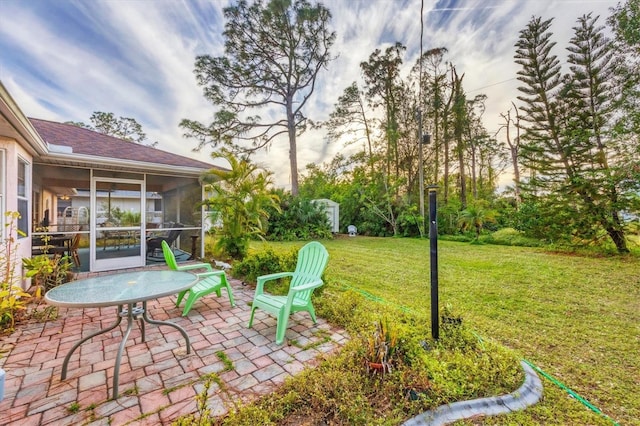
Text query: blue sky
0 0 616 188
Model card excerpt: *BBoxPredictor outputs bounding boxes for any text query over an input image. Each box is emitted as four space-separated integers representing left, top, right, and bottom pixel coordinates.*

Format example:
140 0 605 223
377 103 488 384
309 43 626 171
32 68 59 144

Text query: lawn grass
249 237 639 425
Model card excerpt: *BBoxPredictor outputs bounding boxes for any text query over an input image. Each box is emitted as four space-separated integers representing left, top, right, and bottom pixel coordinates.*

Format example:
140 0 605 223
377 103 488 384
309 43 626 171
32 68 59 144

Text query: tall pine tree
515 15 631 252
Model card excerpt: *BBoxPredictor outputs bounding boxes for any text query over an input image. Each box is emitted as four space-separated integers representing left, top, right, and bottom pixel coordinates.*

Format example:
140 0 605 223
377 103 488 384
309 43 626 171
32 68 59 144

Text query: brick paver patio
0 267 348 425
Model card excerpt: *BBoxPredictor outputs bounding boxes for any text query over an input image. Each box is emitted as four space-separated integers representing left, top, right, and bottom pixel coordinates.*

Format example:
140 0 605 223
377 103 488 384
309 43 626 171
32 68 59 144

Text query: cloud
0 0 617 189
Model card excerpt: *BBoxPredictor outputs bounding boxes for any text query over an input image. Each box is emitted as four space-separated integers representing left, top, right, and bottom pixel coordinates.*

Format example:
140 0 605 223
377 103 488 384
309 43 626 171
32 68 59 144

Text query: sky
0 0 618 189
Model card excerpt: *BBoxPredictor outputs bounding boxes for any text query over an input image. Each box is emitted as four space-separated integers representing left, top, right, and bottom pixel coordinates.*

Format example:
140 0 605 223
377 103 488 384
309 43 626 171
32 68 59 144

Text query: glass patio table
45 270 197 399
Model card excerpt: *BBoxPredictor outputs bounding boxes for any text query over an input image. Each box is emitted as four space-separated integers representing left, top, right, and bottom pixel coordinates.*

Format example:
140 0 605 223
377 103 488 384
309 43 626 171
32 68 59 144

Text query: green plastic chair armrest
176 263 213 272
289 279 323 293
256 271 293 293
196 270 226 279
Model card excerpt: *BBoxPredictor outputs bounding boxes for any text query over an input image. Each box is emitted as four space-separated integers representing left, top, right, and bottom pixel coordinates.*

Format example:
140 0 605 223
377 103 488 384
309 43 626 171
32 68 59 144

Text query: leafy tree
298 153 365 233
457 201 498 240
497 102 523 208
298 154 350 200
451 66 468 210
463 93 504 205
360 42 406 180
181 0 335 196
608 0 640 140
315 82 377 176
515 15 635 252
411 47 449 186
564 13 634 251
200 150 280 258
67 112 157 146
608 0 640 50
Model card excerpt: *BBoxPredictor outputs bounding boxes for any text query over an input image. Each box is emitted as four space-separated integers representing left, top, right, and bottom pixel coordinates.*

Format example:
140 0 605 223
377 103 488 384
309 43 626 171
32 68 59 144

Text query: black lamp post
428 185 439 340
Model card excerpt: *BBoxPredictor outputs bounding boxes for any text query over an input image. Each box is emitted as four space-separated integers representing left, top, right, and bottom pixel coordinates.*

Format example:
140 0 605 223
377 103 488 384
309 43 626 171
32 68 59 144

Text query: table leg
61 313 122 380
141 301 191 354
62 301 191 400
112 303 137 399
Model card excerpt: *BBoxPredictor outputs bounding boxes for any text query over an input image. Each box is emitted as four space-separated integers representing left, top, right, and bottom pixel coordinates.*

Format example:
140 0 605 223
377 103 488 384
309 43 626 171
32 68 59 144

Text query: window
17 158 29 237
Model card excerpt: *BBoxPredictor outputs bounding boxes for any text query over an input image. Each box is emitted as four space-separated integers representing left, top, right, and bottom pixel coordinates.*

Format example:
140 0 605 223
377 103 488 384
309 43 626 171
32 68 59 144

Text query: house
0 81 222 287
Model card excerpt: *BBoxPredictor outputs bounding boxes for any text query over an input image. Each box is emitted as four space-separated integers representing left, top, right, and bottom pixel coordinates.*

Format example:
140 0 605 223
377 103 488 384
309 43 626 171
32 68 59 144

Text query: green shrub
22 254 74 294
314 289 367 330
230 247 298 293
265 193 333 241
482 227 542 247
1 212 31 331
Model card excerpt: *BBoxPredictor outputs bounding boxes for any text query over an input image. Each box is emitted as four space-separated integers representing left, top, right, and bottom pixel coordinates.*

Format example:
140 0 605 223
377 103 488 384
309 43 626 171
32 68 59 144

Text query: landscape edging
402 360 543 426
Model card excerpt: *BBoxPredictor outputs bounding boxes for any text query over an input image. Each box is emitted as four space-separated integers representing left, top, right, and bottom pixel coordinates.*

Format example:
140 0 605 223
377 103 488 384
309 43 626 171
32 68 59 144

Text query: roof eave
43 151 208 177
0 82 49 155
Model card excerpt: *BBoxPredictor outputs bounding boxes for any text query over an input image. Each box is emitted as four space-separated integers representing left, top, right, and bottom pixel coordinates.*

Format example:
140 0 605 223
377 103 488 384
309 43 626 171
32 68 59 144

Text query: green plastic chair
161 240 235 315
247 241 329 345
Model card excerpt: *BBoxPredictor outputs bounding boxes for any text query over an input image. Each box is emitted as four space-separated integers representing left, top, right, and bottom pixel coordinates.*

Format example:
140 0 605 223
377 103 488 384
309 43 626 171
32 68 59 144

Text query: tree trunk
606 225 629 253
470 142 477 200
358 97 375 177
441 86 454 206
287 97 299 196
457 141 467 210
510 102 522 207
452 68 467 210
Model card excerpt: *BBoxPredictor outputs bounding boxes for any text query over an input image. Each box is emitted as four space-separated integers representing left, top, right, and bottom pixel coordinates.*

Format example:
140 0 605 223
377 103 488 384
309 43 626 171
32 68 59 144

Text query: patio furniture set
44 241 329 399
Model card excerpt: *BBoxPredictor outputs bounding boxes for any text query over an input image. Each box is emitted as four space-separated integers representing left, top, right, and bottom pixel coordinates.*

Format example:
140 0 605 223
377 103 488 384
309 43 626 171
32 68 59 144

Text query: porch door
91 177 145 271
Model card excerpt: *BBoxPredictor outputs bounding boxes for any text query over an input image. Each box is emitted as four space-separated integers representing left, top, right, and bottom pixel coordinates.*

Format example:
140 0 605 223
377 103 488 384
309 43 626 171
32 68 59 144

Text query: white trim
16 155 30 238
90 175 145 272
0 83 48 155
43 152 206 177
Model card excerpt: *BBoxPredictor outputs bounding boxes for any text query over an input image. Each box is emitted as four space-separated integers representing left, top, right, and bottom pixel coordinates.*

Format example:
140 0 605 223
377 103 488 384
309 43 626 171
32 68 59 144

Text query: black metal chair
146 224 183 257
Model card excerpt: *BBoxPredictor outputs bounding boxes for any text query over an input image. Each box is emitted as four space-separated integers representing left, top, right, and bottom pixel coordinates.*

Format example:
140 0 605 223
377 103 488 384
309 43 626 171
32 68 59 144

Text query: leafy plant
457 201 499 240
1 212 31 331
481 227 542 247
230 246 297 289
365 318 398 374
22 253 74 295
200 150 280 259
265 192 333 241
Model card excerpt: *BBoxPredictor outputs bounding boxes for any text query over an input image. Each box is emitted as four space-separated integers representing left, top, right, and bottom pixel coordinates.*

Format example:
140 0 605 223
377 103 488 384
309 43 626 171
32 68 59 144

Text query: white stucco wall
0 137 34 289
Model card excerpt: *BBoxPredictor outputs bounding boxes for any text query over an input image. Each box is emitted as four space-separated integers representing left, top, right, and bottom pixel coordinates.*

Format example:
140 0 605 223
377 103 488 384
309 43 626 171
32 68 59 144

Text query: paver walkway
0 268 348 425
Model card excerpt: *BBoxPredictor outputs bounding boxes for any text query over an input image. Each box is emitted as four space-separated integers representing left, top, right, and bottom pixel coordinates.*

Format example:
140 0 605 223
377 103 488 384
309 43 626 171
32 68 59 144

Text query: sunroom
29 119 218 273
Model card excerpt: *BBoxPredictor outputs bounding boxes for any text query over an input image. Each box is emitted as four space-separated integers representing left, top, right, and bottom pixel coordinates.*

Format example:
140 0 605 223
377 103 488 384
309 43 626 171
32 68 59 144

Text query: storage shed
312 199 340 233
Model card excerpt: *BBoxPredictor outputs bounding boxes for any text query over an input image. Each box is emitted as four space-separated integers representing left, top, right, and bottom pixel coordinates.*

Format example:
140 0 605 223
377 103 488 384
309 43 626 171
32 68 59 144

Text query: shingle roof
30 118 215 170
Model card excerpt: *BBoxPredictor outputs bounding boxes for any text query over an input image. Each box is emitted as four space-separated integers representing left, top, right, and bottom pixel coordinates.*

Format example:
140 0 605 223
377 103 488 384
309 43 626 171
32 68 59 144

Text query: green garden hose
522 359 619 426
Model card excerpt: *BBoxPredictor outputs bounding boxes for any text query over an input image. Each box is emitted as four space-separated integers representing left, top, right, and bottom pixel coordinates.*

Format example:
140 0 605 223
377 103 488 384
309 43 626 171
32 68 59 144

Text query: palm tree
457 202 498 241
200 150 279 258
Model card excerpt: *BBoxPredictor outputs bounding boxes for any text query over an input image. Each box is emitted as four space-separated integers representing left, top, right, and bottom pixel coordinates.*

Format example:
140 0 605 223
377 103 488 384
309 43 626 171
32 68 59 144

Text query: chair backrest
290 242 329 291
71 233 81 250
162 240 179 270
165 224 183 245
